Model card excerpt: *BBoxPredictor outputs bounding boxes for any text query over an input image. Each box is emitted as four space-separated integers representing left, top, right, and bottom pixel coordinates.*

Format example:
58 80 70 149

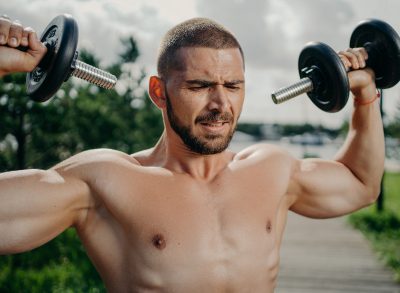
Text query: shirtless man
0 16 384 292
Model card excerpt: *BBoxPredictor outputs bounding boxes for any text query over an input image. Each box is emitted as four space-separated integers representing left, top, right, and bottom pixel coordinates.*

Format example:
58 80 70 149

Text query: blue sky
1 0 400 127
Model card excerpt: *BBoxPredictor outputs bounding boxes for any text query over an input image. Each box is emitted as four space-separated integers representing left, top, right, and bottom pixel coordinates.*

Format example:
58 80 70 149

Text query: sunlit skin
0 17 385 292
160 47 245 156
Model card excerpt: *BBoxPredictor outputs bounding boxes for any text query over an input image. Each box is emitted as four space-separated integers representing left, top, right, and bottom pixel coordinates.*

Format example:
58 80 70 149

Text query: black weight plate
26 14 78 102
350 19 400 89
298 42 349 113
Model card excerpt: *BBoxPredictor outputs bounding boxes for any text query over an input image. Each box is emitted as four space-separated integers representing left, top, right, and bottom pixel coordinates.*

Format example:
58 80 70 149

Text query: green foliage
0 37 163 290
118 36 140 64
0 229 105 292
280 123 341 137
0 45 162 171
383 97 400 140
350 211 400 282
236 123 264 139
79 48 101 68
236 122 342 140
349 172 400 282
386 119 400 140
383 172 400 214
351 211 400 233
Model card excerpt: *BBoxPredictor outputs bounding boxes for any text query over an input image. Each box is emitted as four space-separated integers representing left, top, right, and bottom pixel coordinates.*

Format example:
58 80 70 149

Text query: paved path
276 212 400 293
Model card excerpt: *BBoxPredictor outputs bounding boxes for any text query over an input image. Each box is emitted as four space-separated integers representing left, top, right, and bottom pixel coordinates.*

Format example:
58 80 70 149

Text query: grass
349 172 400 282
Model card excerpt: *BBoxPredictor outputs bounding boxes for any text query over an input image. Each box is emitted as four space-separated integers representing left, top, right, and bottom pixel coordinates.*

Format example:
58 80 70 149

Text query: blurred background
1 0 400 126
0 0 399 291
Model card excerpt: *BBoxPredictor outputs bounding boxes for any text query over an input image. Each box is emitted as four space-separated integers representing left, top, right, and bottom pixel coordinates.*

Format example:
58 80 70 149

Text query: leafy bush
349 172 400 282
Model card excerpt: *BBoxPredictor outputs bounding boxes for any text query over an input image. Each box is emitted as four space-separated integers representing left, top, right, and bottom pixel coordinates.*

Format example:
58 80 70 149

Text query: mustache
195 112 234 124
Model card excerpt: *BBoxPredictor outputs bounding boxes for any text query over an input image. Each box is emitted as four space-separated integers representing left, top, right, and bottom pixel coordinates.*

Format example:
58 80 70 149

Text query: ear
148 76 167 109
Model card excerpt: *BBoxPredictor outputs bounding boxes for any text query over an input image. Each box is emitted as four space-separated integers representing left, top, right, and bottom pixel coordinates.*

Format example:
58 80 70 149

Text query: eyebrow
185 79 245 86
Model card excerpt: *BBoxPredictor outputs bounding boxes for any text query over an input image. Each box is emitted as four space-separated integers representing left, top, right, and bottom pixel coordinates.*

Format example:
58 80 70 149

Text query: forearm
335 94 385 198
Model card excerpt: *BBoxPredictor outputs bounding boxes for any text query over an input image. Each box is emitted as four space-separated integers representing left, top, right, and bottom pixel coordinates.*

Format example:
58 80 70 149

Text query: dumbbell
271 19 400 113
23 14 117 102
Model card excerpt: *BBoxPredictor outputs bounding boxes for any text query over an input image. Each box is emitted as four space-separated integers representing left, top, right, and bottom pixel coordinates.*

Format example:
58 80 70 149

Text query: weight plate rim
298 42 349 113
350 18 400 89
26 14 78 102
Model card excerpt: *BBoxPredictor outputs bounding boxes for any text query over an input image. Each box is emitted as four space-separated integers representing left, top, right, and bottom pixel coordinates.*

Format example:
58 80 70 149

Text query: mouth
195 111 234 135
199 120 230 133
200 120 228 127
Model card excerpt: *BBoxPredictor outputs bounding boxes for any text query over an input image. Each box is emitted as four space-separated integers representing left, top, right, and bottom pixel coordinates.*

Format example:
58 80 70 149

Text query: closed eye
188 84 210 91
225 84 241 90
186 80 214 91
185 79 244 91
224 81 244 91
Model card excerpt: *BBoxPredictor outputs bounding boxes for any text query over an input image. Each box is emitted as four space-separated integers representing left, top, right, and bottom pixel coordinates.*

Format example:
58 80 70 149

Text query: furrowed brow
185 80 217 87
185 79 245 86
224 80 245 86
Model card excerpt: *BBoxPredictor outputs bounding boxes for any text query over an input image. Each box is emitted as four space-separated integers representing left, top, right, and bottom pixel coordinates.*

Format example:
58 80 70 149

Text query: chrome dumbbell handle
271 77 313 104
71 60 117 90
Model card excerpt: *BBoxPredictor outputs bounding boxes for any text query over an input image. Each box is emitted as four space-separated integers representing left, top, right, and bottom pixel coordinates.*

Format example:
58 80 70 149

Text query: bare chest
84 169 287 291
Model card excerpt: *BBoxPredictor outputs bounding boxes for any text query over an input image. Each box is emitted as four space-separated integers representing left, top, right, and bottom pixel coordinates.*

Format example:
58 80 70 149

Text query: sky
1 0 400 127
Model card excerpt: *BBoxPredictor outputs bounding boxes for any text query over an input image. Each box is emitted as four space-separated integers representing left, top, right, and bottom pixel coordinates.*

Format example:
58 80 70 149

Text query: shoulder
233 143 295 165
231 143 298 184
52 148 140 175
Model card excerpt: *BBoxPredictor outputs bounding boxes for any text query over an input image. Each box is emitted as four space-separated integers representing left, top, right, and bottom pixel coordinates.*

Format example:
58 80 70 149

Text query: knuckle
23 26 34 33
10 22 23 34
349 54 357 61
0 19 11 31
359 47 368 58
0 15 11 22
350 48 360 55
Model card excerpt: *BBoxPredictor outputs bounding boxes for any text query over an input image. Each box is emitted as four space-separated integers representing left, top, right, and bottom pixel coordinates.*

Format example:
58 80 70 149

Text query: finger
27 29 47 61
27 29 44 51
21 26 33 47
338 51 352 70
0 16 12 45
348 48 366 68
8 20 23 47
341 50 360 69
357 47 368 61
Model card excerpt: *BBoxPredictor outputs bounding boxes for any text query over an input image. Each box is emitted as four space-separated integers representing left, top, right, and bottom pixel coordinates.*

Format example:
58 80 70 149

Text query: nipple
152 234 167 250
266 220 272 233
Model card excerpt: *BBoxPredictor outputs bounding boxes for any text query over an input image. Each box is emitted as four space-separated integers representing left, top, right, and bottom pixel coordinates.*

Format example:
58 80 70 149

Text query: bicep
0 169 91 254
288 158 372 219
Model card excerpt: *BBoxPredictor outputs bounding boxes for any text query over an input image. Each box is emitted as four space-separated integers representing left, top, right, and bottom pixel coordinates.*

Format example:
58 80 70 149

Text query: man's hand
338 48 377 100
0 15 47 77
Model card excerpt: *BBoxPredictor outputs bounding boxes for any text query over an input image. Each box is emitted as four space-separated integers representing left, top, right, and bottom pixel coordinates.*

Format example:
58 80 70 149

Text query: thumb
26 29 47 60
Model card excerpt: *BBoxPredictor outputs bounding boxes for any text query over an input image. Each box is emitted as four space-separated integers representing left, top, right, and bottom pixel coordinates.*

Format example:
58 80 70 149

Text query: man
0 15 384 292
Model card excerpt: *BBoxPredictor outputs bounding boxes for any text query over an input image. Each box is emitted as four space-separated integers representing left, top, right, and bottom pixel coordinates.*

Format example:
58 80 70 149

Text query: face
164 47 245 155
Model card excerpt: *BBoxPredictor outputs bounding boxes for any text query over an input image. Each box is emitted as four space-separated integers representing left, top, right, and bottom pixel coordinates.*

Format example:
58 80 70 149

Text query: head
149 18 245 155
157 18 245 81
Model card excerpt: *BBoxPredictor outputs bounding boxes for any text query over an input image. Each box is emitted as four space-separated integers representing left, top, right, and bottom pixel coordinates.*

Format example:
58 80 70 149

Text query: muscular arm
0 148 139 255
0 168 91 254
288 52 385 218
0 16 83 254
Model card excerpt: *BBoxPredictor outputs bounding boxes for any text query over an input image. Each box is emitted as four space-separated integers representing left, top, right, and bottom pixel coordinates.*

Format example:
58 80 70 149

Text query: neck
152 131 234 180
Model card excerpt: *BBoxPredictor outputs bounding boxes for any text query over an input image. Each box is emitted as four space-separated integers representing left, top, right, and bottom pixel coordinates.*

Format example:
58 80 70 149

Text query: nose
207 84 230 112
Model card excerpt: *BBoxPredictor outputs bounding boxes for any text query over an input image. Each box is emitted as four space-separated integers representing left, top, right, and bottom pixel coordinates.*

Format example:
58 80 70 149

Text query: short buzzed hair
157 17 244 79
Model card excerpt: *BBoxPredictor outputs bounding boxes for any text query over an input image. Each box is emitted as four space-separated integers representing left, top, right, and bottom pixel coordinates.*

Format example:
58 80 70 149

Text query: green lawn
349 172 400 282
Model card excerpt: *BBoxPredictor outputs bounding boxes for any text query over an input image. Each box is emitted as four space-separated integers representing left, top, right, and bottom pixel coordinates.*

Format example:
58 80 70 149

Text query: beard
165 90 236 155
